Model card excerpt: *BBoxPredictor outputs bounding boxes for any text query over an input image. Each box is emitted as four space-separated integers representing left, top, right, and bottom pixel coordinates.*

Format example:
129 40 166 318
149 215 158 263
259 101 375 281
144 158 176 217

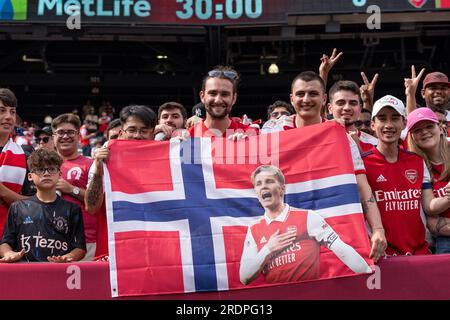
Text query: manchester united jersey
362 147 431 255
0 195 86 262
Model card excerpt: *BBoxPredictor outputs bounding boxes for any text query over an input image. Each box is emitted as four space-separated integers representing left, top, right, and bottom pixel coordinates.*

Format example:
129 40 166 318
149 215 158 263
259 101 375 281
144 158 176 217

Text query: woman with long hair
407 108 450 254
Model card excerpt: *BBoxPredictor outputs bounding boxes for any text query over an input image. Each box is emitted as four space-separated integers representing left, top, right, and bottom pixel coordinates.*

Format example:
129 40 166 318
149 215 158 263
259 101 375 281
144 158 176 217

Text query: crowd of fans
0 49 449 272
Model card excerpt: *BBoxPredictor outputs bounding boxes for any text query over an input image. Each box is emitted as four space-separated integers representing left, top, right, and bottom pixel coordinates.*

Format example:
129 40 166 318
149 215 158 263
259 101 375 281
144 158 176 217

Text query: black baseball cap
192 103 206 119
34 126 52 138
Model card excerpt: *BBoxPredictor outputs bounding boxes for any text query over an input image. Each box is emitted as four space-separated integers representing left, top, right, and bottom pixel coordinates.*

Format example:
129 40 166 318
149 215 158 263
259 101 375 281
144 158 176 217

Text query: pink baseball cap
406 107 439 133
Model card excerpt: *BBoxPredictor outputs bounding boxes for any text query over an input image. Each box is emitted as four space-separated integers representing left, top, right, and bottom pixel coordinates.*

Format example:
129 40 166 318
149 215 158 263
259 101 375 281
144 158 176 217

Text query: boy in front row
0 149 86 262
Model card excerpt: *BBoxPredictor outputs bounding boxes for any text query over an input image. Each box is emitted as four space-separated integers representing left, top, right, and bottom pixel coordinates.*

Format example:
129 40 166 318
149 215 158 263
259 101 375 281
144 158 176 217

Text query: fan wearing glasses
0 149 86 263
34 126 55 151
188 66 258 140
51 114 98 261
266 100 295 121
85 105 157 261
355 109 376 137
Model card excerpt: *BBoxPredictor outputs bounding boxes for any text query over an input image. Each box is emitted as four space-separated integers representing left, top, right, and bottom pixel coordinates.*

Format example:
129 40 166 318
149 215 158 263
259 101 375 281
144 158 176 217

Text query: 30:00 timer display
176 0 262 20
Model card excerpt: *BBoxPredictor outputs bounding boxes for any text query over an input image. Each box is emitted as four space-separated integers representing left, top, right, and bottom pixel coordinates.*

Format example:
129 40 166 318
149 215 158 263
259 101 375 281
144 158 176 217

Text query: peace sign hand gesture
360 72 379 109
404 65 425 97
319 48 343 86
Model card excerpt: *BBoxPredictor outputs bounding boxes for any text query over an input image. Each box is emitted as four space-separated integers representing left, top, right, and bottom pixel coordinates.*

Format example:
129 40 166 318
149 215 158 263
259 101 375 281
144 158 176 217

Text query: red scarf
0 138 26 235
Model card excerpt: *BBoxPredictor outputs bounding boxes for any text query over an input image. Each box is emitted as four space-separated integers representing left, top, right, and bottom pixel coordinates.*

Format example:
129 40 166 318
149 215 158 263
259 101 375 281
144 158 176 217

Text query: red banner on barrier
0 255 450 300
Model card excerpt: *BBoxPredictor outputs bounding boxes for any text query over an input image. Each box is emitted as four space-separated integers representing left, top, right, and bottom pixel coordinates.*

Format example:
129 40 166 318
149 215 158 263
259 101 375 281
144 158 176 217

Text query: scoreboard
1 0 449 25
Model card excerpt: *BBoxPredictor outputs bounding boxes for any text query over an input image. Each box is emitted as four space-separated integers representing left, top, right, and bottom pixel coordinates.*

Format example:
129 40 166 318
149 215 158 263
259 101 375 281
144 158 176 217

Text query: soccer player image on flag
103 121 374 297
240 165 372 285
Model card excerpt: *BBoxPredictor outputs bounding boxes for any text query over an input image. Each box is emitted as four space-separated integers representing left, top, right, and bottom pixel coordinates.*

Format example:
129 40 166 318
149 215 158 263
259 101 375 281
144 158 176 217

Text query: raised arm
85 146 109 214
319 48 343 87
404 65 426 115
360 72 379 112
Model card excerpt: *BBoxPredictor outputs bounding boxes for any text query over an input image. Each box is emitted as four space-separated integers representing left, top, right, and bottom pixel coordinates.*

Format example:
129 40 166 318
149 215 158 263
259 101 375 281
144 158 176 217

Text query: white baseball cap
372 95 406 119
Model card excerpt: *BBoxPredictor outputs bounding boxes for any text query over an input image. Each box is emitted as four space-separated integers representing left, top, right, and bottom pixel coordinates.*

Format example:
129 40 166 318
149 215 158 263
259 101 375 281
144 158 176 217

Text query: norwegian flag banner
104 122 372 297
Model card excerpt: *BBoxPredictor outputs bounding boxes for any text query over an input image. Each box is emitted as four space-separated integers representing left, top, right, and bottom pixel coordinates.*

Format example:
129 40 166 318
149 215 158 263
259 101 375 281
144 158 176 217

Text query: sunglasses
355 120 371 127
208 70 238 80
36 136 50 144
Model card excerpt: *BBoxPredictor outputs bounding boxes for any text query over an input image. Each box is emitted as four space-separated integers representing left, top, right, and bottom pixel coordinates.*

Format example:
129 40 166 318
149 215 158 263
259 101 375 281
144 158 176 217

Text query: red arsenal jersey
430 163 450 218
188 119 259 138
357 130 378 153
246 206 336 283
362 147 431 255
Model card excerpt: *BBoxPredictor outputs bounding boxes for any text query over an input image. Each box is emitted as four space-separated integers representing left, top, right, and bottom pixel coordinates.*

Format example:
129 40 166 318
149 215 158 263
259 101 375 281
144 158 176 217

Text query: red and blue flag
104 122 372 297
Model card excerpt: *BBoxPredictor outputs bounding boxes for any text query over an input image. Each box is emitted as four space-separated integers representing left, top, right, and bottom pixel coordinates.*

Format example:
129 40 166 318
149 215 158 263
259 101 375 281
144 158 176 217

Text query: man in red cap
405 67 450 121
422 72 450 118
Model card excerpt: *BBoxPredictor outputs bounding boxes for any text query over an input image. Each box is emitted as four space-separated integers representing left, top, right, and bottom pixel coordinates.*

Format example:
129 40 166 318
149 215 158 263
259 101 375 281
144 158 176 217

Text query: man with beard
327 80 378 153
422 72 450 119
405 67 450 140
405 67 450 118
188 66 258 139
154 102 187 141
239 165 371 285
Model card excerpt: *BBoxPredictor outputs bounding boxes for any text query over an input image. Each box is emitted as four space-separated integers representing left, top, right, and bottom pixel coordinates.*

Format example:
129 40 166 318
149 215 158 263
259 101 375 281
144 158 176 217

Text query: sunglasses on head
208 70 238 80
355 120 371 127
36 136 50 144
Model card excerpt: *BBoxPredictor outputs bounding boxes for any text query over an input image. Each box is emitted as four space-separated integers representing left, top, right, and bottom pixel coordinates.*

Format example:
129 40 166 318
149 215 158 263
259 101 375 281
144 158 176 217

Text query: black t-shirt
0 195 86 262
0 144 36 196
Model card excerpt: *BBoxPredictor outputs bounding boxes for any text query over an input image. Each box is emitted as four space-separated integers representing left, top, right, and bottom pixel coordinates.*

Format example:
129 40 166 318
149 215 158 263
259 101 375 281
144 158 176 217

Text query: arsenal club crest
405 170 418 184
408 0 428 8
